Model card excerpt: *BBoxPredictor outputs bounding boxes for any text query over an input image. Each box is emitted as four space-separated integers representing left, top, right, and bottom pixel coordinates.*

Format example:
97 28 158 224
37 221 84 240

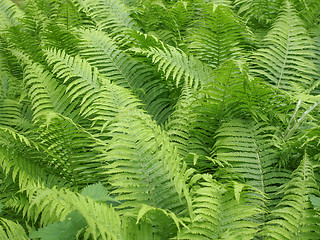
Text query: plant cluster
1 0 320 239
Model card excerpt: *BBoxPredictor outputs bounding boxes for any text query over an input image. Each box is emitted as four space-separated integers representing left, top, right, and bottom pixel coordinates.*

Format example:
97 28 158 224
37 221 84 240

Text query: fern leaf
177 175 260 239
251 0 317 93
10 49 86 123
35 113 105 186
0 218 28 240
105 111 187 214
0 99 22 129
234 0 283 24
166 60 264 171
79 29 172 123
90 82 143 132
188 4 250 69
213 119 291 211
0 0 22 30
134 0 193 45
134 45 214 89
28 185 122 239
74 0 139 36
261 155 320 239
121 217 162 240
44 48 101 116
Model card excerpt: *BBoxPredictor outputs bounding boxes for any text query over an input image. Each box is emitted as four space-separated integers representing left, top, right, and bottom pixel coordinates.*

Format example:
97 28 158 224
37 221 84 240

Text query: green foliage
251 0 317 93
0 0 320 239
187 4 250 69
261 155 320 239
178 175 260 239
234 0 284 25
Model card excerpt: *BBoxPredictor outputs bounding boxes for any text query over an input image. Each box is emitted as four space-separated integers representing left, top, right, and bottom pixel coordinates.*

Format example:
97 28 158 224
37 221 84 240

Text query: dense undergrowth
1 0 320 239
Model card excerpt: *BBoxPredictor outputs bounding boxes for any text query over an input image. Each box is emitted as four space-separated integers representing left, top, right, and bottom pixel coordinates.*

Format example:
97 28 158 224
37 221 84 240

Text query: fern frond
187 4 250 69
51 0 85 29
134 45 214 89
44 48 101 117
28 185 122 239
261 154 320 239
0 0 23 30
0 99 22 129
105 110 188 215
234 0 283 25
40 24 81 56
78 29 172 123
0 69 19 101
133 0 194 45
165 60 260 171
0 127 66 190
213 119 291 210
166 83 209 162
251 0 317 93
23 64 55 122
0 217 28 240
10 49 85 123
89 82 143 132
122 217 162 240
177 175 260 240
198 60 254 122
35 113 105 186
74 0 139 37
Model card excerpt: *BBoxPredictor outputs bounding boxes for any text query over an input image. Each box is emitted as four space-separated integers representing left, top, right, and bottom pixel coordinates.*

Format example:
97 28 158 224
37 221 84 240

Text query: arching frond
165 60 263 171
187 4 250 69
251 1 317 93
213 119 291 211
78 29 172 123
74 0 140 37
0 217 28 240
104 110 189 216
166 83 209 162
261 155 320 239
134 45 214 89
35 113 104 186
0 0 23 30
89 82 143 132
234 0 283 25
177 175 260 240
9 49 85 123
44 48 101 117
27 185 122 239
0 126 67 189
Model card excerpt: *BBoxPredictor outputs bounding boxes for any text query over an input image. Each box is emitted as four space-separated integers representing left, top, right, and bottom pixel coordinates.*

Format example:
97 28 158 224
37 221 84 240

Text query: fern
27 185 123 239
105 111 188 214
134 45 214 89
177 175 260 240
165 60 254 170
132 0 194 46
78 29 172 123
261 154 320 239
44 48 101 117
187 4 250 69
0 0 22 29
234 0 283 25
213 119 291 212
1 0 320 239
0 217 28 240
251 0 317 93
74 0 140 38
